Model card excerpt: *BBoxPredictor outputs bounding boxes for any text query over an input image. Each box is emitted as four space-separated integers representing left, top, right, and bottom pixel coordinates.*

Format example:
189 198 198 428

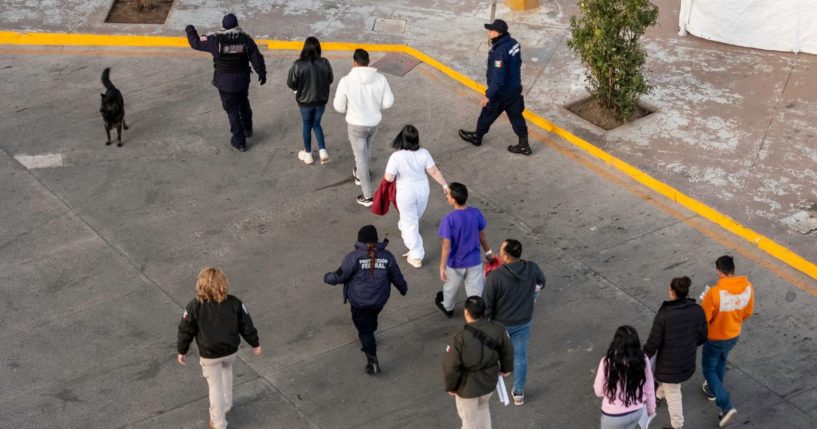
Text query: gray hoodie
483 260 545 326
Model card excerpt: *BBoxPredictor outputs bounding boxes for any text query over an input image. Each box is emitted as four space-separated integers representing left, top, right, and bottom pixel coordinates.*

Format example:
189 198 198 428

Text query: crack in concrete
752 63 794 169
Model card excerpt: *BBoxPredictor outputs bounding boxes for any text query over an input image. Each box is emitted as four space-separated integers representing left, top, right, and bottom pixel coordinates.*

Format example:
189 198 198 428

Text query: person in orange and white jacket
699 255 754 428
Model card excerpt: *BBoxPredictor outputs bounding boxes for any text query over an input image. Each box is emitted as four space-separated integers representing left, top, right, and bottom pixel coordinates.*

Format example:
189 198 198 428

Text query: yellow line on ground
2 30 816 284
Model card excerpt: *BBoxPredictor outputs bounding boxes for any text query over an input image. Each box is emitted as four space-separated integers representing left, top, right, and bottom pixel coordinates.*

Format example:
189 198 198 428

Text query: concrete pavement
1 1 817 428
0 45 815 428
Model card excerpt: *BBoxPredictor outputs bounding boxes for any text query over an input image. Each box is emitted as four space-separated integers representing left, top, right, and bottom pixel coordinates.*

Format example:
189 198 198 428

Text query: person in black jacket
643 276 708 429
287 36 334 165
458 19 531 155
324 225 408 375
177 267 261 429
443 296 513 429
186 14 266 152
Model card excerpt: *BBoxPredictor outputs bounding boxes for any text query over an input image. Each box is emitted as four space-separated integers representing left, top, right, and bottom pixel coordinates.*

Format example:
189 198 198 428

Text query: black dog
100 67 128 147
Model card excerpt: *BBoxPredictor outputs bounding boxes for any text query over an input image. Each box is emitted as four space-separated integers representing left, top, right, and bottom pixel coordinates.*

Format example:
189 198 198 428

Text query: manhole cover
373 18 406 35
106 0 174 24
370 52 420 77
781 210 817 234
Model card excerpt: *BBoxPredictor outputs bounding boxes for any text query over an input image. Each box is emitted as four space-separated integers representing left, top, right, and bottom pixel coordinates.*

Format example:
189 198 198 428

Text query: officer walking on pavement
186 14 267 152
459 19 532 155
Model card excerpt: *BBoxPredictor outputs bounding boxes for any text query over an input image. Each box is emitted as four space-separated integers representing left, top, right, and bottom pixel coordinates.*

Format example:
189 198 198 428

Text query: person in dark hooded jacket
324 225 408 375
643 276 707 429
482 239 545 406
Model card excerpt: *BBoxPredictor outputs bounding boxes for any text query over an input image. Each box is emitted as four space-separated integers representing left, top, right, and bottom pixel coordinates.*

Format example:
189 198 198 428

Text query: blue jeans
299 105 326 152
702 337 738 413
506 320 532 394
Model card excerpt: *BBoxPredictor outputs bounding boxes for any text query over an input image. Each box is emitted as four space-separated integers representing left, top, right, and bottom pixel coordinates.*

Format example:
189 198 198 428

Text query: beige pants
455 392 493 429
200 353 236 429
656 382 684 428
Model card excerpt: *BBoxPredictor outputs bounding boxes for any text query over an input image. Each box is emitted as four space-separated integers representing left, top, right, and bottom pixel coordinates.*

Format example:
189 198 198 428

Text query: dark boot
458 129 483 146
365 352 380 375
507 135 532 155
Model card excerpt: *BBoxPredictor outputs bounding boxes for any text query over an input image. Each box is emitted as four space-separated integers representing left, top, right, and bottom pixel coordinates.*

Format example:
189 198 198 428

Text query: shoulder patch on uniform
200 36 207 42
446 345 452 353
183 310 190 320
494 60 503 68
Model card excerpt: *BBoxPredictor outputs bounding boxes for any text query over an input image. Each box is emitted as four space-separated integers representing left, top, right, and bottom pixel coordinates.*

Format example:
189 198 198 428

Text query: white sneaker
319 149 330 165
298 150 314 165
407 258 422 268
719 409 737 427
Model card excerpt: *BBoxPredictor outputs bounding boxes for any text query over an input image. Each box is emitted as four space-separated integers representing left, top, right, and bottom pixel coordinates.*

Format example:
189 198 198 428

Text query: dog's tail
101 67 115 91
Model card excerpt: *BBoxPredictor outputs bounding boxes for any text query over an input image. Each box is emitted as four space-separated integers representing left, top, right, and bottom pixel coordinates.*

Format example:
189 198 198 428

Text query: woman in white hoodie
384 125 448 267
333 49 395 207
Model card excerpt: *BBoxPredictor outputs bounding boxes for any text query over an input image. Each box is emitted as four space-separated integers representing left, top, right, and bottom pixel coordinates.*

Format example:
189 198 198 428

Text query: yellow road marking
2 30 816 287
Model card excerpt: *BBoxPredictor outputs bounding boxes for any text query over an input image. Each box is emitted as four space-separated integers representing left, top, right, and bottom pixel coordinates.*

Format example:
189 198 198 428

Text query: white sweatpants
200 353 236 429
396 180 430 260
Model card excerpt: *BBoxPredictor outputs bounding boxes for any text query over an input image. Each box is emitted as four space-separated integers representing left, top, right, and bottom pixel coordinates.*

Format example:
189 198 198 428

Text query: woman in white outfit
384 125 448 268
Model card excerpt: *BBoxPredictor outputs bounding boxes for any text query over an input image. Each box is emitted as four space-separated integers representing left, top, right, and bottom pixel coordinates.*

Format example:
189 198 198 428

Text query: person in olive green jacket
443 296 514 429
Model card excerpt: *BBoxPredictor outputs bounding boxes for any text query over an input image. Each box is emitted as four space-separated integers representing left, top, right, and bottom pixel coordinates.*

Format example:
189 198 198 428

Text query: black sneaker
435 291 453 318
458 129 482 146
356 195 373 207
365 353 380 375
702 381 716 401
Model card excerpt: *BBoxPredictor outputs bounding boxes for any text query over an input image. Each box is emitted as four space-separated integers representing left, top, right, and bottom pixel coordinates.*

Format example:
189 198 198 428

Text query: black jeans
476 92 528 138
351 306 382 355
218 89 253 148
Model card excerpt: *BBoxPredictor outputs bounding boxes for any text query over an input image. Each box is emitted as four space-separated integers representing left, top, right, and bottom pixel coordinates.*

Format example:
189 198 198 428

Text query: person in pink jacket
594 325 656 429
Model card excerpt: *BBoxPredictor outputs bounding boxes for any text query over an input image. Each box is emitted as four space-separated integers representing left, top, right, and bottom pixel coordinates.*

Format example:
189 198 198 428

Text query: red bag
483 256 502 277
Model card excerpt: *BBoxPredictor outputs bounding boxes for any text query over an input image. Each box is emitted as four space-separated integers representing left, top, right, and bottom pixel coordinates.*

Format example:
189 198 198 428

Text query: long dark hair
300 36 321 61
392 124 420 151
603 325 646 407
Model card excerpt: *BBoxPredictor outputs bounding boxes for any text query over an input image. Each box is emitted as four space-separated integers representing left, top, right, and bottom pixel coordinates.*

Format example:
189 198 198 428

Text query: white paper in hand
496 376 510 406
638 409 655 429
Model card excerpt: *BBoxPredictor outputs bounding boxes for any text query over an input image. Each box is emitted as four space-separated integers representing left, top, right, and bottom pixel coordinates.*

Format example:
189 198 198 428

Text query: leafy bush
568 0 659 120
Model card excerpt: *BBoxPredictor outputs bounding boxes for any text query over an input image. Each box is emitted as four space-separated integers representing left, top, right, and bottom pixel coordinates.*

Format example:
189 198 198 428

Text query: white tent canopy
679 0 817 54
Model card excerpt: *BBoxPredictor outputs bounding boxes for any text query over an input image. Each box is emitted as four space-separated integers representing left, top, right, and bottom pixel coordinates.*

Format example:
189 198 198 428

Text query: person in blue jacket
324 225 408 375
459 19 531 155
186 14 266 152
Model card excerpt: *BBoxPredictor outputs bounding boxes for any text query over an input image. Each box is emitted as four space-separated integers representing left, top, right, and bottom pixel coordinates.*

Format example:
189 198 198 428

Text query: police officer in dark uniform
186 14 266 152
459 19 531 156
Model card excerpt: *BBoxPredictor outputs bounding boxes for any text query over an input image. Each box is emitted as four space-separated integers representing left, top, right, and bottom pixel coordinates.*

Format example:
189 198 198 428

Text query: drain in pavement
373 18 407 35
105 0 173 24
370 52 420 77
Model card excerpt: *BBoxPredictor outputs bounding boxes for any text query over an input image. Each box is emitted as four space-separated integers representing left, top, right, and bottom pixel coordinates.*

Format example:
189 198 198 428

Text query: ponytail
367 243 377 278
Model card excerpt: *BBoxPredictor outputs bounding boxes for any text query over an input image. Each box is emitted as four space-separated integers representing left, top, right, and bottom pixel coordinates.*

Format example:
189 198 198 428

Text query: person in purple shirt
436 182 495 318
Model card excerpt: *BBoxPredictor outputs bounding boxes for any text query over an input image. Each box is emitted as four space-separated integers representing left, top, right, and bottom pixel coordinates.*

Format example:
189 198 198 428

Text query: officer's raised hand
185 24 195 33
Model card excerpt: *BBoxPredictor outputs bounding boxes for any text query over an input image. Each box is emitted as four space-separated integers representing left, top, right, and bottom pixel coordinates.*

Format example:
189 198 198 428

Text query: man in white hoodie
333 49 395 207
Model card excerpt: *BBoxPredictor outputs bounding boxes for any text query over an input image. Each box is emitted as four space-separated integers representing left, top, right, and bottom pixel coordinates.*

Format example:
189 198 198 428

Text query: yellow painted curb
2 30 816 282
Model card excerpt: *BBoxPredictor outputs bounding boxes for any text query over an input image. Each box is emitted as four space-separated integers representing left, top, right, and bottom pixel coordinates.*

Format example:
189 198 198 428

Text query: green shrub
568 0 659 120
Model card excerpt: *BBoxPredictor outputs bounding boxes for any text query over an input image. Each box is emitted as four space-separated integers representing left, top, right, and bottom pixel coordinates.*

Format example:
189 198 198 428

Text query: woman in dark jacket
177 267 261 429
324 225 408 375
287 36 334 165
643 276 708 429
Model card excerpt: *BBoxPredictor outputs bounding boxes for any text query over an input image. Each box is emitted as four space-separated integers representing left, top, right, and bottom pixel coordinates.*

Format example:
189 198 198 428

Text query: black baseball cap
484 19 508 33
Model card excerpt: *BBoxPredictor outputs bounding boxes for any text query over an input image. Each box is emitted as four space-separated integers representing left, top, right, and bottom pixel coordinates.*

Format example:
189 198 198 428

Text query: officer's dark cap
484 19 508 33
222 13 238 30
